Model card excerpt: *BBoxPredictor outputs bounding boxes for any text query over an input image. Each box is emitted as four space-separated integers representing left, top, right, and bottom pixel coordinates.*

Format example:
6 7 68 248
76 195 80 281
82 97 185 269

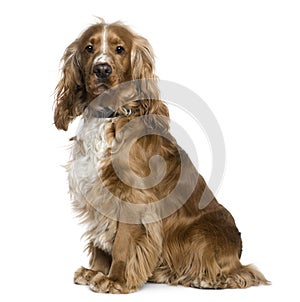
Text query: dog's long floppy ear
131 34 160 105
54 40 85 131
131 35 156 81
131 34 169 130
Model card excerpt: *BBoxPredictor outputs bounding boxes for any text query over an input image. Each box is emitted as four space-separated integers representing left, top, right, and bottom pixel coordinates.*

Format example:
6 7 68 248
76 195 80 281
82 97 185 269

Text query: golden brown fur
54 20 269 293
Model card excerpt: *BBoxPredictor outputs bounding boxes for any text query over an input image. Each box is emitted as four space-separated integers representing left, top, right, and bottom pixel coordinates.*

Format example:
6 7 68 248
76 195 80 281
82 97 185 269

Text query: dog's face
79 24 133 96
54 22 156 130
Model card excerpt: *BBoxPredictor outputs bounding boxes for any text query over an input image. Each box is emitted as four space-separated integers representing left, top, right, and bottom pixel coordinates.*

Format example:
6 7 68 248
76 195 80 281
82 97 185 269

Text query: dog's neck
87 106 132 119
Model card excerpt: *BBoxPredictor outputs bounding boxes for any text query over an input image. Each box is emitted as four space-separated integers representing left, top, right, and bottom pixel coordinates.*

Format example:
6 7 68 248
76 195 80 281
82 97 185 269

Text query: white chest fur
67 116 116 253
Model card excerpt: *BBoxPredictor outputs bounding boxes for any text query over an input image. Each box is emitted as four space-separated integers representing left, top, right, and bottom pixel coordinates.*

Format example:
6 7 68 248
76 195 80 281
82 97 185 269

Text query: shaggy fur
54 20 269 293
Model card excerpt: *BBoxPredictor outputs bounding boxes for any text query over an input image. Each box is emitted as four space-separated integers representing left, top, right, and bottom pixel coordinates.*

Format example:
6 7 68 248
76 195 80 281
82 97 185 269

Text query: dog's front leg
90 222 162 294
74 243 111 285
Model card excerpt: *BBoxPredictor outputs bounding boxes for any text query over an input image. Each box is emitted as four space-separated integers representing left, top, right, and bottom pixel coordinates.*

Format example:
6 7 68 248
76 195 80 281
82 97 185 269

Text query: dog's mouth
93 82 111 96
89 83 116 118
89 79 135 118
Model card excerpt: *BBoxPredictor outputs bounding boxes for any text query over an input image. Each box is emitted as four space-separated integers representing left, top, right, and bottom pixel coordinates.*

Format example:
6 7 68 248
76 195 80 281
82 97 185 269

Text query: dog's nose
93 63 112 79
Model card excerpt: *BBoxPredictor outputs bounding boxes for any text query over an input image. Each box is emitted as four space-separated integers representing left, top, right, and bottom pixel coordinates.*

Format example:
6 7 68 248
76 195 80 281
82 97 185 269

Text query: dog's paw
89 272 132 294
74 266 97 285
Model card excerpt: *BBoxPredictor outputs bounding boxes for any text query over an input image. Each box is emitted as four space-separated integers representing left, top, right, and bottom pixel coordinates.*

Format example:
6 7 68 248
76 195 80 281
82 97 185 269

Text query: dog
54 19 269 293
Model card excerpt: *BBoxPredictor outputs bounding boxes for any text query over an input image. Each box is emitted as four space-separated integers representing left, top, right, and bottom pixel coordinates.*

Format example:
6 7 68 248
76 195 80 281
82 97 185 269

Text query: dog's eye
115 46 125 54
85 45 94 53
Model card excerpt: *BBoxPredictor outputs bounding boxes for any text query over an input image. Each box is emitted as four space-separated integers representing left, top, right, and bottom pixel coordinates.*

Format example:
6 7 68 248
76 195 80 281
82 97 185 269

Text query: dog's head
54 20 157 130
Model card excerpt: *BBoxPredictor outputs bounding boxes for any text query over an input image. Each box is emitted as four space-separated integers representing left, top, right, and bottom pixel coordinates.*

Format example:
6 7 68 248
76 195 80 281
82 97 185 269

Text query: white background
0 0 299 301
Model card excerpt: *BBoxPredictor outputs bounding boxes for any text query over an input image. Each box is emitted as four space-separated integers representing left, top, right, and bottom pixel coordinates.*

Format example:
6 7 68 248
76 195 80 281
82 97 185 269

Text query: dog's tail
199 247 271 289
217 263 270 289
193 257 270 289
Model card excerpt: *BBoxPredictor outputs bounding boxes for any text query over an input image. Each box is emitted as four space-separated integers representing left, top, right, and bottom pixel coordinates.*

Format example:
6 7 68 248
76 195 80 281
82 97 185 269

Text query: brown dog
54 20 269 293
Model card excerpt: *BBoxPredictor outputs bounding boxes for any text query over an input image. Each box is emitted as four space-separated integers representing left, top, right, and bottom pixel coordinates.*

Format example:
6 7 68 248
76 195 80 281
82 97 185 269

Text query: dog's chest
68 117 116 253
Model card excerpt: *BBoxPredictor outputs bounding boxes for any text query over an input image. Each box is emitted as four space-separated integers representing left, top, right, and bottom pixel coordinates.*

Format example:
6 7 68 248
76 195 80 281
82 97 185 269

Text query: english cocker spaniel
54 20 269 293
